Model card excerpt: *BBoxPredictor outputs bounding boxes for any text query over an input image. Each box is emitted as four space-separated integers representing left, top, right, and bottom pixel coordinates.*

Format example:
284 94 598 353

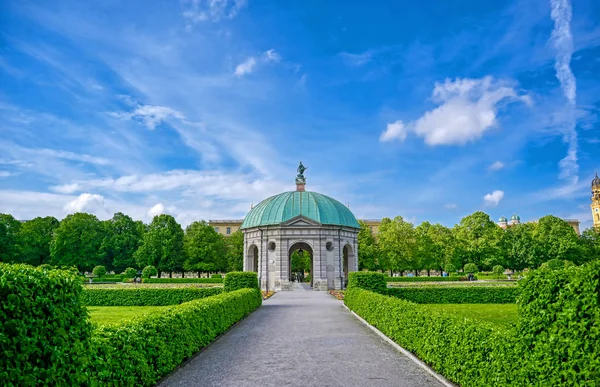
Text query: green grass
87 306 170 325
388 281 517 288
83 283 222 289
420 303 519 327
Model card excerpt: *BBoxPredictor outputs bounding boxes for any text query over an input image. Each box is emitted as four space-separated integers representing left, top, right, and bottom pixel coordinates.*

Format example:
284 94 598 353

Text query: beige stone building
497 214 580 235
592 173 600 229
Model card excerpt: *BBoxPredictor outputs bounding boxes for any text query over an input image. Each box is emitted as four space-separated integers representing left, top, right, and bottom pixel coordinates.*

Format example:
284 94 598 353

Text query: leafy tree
50 213 105 272
500 223 538 271
540 258 565 270
183 220 227 275
99 213 145 272
134 214 185 277
464 263 478 274
533 215 581 265
92 265 106 278
357 220 379 271
444 263 456 274
291 250 311 274
580 227 600 262
492 265 504 279
453 211 503 270
378 216 417 275
0 214 22 263
225 230 244 272
17 216 59 266
415 222 458 275
123 267 137 278
142 265 157 278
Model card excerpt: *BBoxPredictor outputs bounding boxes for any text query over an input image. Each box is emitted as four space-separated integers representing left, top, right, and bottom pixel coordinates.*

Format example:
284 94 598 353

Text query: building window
226 227 231 235
214 227 219 232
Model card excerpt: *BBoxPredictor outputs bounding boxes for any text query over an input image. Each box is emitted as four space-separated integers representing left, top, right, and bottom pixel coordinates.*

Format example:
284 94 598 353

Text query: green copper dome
240 191 360 229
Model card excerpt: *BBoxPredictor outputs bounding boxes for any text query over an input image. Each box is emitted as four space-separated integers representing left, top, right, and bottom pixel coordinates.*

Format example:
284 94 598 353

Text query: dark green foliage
82 287 222 306
0 214 21 263
123 267 137 278
516 261 600 385
387 286 518 304
142 265 157 278
223 271 259 292
50 212 105 272
184 220 227 274
86 288 262 386
344 289 519 386
225 230 244 272
17 216 59 265
492 265 504 278
540 258 565 270
210 274 223 278
347 271 387 293
386 276 466 282
100 213 144 272
135 214 185 275
0 263 93 386
463 263 478 273
357 220 379 271
533 215 582 264
92 265 107 277
142 277 223 283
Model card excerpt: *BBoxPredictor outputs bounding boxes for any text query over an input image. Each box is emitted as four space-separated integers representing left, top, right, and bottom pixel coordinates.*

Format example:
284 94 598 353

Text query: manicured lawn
88 306 170 325
83 283 222 289
388 281 516 288
420 303 519 327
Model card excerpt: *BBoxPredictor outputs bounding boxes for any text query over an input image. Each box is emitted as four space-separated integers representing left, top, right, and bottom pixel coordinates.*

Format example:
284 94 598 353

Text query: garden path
159 288 445 387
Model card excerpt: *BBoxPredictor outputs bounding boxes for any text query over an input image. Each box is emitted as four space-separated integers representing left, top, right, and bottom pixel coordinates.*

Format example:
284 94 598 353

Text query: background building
592 173 600 228
497 214 581 235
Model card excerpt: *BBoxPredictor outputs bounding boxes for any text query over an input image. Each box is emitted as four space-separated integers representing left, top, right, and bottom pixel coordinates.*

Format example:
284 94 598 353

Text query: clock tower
591 173 600 228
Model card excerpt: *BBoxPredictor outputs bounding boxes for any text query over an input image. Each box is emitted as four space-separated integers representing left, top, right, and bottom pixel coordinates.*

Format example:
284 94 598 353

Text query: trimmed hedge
142 277 223 284
82 287 222 306
224 271 259 292
0 263 93 386
347 271 387 293
86 288 262 386
387 286 518 304
385 276 472 282
345 289 519 386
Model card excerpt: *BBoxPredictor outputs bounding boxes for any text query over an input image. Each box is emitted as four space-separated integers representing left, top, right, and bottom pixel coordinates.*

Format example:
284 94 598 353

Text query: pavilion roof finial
295 161 307 191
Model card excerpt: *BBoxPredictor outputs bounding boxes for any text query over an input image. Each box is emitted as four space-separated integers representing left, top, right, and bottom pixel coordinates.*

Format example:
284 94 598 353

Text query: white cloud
444 203 458 209
380 121 407 142
234 57 256 77
0 171 13 177
182 0 247 23
110 104 185 130
483 190 504 207
488 161 504 171
264 49 280 63
550 0 579 184
380 77 530 145
52 183 80 194
64 193 110 216
148 203 166 218
339 51 373 67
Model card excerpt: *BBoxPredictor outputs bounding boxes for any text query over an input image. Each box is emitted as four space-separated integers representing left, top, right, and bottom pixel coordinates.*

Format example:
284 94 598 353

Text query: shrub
123 267 137 278
142 265 157 278
92 265 107 277
347 271 386 293
86 288 262 386
142 277 223 284
464 263 478 274
82 287 222 306
386 276 462 282
540 258 564 270
223 272 259 292
516 261 600 385
210 274 222 278
0 263 93 386
344 289 519 386
386 286 518 304
444 263 456 273
492 265 504 279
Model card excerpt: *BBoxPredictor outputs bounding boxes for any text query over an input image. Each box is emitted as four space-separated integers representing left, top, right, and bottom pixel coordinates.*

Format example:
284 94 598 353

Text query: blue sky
1 0 599 230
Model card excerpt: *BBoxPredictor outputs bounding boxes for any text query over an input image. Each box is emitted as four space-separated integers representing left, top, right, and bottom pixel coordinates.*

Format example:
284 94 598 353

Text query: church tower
592 173 600 228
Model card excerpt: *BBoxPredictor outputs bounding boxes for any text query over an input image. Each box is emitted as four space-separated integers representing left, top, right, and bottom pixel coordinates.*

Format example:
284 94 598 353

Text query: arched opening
289 242 313 287
343 244 354 289
248 245 259 272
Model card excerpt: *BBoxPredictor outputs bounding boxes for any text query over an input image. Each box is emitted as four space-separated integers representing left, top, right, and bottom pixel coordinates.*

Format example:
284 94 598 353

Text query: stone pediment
281 215 321 227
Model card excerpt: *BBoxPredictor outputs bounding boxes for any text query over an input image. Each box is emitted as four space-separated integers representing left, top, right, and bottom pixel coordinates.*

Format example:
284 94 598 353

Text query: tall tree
225 230 244 272
580 227 600 263
500 222 538 271
0 214 22 263
416 222 458 275
50 212 105 272
99 213 145 272
533 215 581 265
357 220 379 271
18 216 59 266
377 216 416 275
453 211 503 270
135 214 185 277
183 221 227 275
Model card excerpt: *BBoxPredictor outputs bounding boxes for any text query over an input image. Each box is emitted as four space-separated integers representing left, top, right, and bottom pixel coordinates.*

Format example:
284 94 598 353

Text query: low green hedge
86 288 262 386
345 289 519 386
142 277 223 284
347 272 387 293
386 276 472 282
387 286 518 303
0 263 93 386
82 287 222 306
224 272 259 292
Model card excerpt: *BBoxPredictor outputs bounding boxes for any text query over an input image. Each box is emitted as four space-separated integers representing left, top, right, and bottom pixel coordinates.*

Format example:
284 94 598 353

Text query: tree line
0 212 243 276
358 211 600 275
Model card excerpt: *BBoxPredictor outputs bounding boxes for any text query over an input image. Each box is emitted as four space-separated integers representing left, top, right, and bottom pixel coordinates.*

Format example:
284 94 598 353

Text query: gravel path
159 285 445 387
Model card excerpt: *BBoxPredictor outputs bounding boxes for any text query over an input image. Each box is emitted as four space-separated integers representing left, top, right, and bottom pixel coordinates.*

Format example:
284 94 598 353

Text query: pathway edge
343 304 456 387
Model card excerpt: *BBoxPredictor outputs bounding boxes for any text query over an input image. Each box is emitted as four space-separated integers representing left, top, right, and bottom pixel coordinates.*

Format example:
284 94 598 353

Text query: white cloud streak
183 0 247 23
110 104 186 130
234 57 256 77
550 0 579 184
380 77 530 146
483 190 504 207
488 161 504 171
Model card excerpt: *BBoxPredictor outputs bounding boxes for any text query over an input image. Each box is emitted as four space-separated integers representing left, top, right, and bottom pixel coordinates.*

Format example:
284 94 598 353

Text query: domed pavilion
240 163 360 291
